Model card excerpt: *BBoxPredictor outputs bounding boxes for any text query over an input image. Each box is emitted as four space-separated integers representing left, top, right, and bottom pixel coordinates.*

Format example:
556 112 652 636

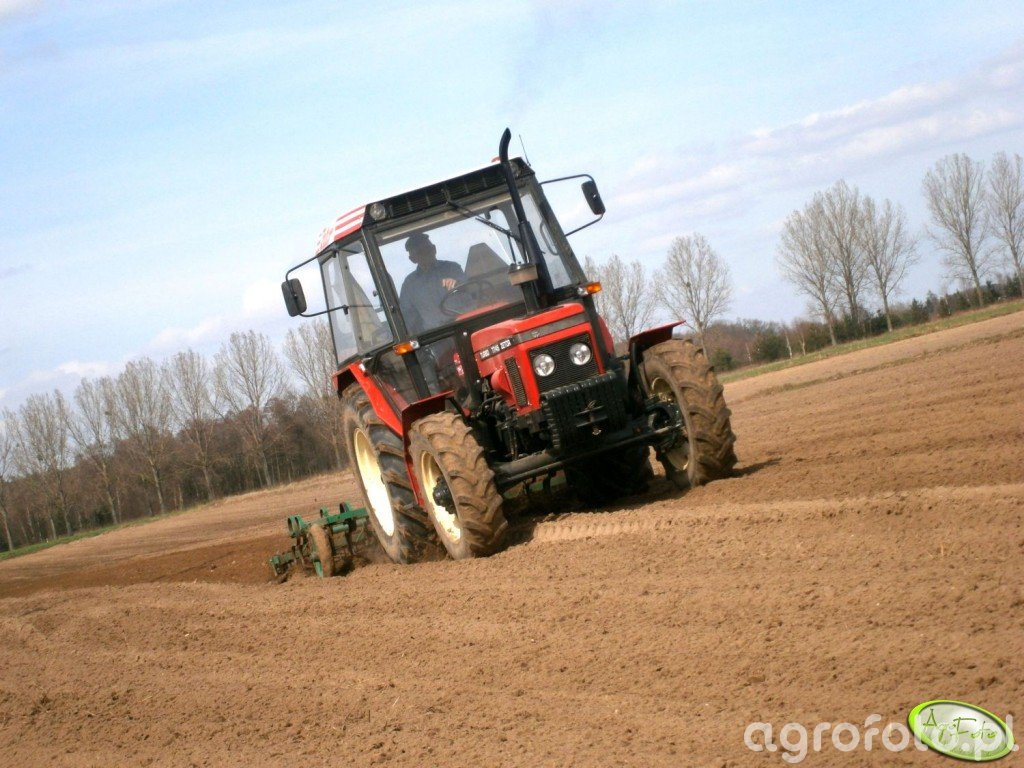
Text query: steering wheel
439 277 498 317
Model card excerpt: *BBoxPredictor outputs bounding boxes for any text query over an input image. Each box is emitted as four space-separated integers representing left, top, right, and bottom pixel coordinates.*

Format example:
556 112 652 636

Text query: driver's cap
405 232 431 251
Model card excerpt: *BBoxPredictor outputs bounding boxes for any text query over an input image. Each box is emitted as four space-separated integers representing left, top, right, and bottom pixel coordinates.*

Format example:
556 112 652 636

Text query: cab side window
320 240 393 361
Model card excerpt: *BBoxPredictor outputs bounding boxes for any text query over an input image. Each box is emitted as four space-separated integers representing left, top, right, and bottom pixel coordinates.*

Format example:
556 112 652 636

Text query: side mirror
581 180 605 216
281 278 307 317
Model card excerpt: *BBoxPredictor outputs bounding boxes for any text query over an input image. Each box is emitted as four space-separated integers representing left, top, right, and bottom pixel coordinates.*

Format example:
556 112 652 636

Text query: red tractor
282 129 736 563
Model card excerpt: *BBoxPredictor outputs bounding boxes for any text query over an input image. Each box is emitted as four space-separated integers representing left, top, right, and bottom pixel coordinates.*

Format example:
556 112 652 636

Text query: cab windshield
374 189 576 337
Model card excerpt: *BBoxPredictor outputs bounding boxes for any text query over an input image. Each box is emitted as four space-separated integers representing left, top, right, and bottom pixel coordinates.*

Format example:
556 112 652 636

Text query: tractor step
268 501 370 579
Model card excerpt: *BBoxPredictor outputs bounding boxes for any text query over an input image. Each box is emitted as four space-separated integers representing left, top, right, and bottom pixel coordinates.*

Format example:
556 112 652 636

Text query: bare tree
67 377 121 524
656 234 733 350
110 357 174 514
165 350 220 500
987 151 1024 296
10 392 75 538
859 196 918 332
778 205 840 345
283 321 345 469
817 180 869 325
0 412 17 551
215 330 284 487
583 254 658 344
923 153 991 306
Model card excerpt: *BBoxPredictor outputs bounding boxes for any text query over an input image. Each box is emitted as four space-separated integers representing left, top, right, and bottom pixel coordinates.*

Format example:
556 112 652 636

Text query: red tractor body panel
471 303 604 414
333 361 404 435
628 321 685 354
470 302 583 352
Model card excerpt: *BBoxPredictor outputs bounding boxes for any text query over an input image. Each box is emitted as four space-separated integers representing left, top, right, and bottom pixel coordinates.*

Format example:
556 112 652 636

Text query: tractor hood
470 304 586 362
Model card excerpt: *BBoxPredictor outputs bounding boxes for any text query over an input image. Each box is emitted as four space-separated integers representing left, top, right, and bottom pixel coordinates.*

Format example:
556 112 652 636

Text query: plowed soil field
2 313 1022 767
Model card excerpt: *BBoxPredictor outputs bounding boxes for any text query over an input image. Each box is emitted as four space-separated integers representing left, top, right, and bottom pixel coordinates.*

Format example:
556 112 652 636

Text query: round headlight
569 342 592 366
532 353 555 377
368 202 387 221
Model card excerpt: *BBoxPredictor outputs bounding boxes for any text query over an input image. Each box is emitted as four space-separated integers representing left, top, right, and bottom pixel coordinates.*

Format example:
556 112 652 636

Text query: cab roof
314 157 531 255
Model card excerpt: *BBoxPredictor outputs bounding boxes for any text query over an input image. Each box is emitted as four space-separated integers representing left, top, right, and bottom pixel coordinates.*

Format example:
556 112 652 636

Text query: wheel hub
649 375 690 471
419 451 462 543
431 478 455 511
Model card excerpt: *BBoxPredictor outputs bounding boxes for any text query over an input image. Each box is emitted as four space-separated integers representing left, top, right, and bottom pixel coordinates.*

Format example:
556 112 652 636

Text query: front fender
400 392 454 506
628 321 684 355
628 321 685 395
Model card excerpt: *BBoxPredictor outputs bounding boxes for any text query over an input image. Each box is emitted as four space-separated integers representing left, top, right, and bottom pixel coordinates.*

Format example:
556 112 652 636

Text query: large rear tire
340 384 439 564
407 412 508 559
640 339 737 488
566 445 653 507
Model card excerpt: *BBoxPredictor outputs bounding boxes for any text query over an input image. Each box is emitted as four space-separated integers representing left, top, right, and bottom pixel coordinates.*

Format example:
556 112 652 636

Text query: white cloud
149 315 229 353
0 263 31 280
614 163 746 211
605 43 1024 235
54 360 117 379
148 278 287 354
242 278 281 319
0 0 42 22
0 358 121 410
1 2 525 82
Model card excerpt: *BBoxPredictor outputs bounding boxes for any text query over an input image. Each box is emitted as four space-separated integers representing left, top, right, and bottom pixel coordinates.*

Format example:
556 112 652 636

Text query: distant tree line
778 151 1023 338
703 273 1023 371
0 324 343 552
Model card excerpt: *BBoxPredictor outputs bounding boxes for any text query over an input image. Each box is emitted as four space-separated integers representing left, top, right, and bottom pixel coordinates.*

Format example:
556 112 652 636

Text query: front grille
505 358 528 405
529 333 599 393
540 371 628 452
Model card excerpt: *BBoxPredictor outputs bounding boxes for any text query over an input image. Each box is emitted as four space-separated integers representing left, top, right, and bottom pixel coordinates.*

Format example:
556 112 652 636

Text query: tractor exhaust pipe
498 128 553 310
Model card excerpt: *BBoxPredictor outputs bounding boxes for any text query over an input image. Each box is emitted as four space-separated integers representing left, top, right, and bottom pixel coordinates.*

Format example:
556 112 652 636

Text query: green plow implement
268 502 370 579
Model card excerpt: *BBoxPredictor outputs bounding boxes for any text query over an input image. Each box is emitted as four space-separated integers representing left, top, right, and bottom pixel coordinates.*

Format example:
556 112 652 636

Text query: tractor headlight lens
533 353 555 377
569 342 592 366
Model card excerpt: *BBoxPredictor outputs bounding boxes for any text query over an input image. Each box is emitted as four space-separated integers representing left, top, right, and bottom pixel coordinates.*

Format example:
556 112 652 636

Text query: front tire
408 412 508 559
341 384 439 564
640 339 737 488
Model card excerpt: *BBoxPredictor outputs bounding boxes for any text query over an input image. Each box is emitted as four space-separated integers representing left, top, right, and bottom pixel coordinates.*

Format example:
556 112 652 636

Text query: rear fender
401 391 454 507
628 321 685 395
333 362 403 435
332 366 357 397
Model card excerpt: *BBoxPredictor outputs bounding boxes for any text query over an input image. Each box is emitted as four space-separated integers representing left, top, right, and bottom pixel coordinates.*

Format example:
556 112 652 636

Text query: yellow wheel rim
352 429 394 536
419 451 462 543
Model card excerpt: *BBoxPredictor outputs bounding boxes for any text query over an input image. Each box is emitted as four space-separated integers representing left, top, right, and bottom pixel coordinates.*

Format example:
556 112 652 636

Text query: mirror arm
284 250 322 282
540 173 605 235
540 172 597 186
563 212 604 238
293 303 372 319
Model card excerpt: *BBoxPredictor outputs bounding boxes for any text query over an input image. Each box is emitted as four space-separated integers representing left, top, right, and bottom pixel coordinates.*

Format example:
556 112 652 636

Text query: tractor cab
284 142 608 419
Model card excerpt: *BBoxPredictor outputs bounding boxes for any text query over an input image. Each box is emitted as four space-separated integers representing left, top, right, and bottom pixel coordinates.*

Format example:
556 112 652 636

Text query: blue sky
2 0 1023 410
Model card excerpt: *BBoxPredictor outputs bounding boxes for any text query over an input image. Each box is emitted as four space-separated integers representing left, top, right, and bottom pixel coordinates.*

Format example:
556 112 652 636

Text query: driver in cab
399 232 466 334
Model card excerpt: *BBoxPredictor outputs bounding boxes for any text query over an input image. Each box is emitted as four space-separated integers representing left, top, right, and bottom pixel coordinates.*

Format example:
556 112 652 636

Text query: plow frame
269 502 370 579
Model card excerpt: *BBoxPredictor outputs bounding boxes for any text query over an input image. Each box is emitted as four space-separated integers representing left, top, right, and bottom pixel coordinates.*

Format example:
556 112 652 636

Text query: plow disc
268 502 371 580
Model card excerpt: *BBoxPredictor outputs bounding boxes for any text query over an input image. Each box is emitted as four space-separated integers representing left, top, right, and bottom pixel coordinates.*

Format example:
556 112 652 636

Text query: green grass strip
719 300 1024 384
